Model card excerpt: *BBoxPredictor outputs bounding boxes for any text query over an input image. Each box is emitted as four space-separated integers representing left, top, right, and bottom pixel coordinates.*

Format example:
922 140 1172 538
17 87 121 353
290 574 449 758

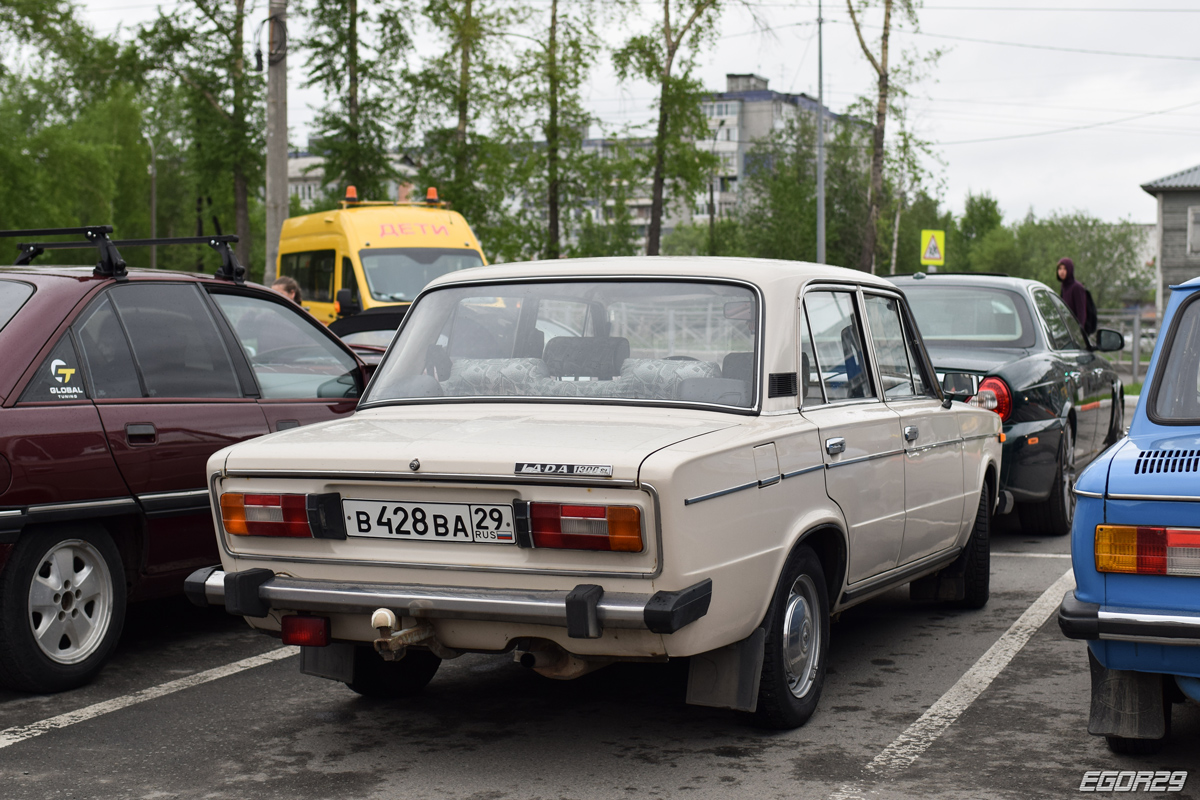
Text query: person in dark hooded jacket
1056 257 1088 328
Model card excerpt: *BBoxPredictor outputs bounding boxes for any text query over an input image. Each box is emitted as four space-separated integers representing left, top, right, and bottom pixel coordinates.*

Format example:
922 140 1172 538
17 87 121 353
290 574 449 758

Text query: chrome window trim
358 274 766 416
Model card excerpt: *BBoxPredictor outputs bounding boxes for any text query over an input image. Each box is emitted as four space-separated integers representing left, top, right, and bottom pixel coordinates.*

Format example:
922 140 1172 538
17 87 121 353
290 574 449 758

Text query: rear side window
75 295 143 399
1033 291 1074 350
20 335 88 403
0 280 33 333
108 284 242 398
280 250 335 303
211 293 360 399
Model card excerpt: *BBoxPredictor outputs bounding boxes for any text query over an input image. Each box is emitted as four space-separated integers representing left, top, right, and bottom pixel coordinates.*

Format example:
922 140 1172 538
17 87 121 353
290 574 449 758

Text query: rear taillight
221 493 311 537
529 503 642 551
281 615 330 646
1096 525 1200 576
969 377 1012 421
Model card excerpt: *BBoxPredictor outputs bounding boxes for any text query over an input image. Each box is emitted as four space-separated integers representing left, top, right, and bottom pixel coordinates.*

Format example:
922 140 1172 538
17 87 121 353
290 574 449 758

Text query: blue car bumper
1059 591 1200 680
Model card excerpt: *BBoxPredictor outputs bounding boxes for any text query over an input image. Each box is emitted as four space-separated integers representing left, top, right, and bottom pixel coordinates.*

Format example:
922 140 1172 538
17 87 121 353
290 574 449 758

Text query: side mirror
1093 328 1124 353
335 287 360 317
941 372 980 409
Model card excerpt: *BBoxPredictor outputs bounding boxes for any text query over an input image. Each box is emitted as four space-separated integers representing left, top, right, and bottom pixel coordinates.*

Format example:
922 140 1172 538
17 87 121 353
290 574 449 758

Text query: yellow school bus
276 188 487 324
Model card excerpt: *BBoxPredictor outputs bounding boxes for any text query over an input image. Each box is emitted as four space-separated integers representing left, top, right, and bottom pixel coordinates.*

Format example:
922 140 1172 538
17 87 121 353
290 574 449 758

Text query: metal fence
1096 310 1160 385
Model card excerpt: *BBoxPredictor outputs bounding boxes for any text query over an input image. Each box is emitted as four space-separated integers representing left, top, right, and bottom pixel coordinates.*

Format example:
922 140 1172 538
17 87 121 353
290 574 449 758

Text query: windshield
0 280 33 333
359 247 484 302
364 280 759 410
904 285 1036 348
1152 295 1200 422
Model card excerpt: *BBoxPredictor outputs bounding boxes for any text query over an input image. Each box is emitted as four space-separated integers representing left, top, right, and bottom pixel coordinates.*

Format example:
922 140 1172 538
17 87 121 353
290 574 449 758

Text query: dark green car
890 273 1125 536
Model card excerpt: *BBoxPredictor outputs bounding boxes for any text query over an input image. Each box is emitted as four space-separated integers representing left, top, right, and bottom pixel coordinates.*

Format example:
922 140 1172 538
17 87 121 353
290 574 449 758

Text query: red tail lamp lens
977 377 1012 421
1096 525 1200 576
529 503 642 551
281 615 330 647
221 493 311 537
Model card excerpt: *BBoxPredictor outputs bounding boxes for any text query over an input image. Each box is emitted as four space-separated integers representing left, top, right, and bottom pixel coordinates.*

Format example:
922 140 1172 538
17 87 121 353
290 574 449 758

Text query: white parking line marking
992 552 1071 559
829 568 1075 799
0 646 298 750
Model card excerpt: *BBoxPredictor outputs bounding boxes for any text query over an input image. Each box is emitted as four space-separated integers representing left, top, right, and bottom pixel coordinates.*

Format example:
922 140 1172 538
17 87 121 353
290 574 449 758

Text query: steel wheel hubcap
27 540 113 665
782 574 821 699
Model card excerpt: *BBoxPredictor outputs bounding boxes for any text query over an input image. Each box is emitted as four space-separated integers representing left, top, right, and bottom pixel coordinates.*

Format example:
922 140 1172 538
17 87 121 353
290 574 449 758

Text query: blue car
1059 277 1200 754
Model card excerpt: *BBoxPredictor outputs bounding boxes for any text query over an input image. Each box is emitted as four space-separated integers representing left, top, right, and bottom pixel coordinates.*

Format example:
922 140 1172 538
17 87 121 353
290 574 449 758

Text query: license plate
343 500 516 545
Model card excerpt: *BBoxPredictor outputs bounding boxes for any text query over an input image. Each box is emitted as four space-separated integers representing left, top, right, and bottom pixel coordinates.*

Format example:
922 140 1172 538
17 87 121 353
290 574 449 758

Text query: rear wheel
958 483 992 609
0 526 126 693
1019 424 1074 536
754 545 829 729
346 645 441 698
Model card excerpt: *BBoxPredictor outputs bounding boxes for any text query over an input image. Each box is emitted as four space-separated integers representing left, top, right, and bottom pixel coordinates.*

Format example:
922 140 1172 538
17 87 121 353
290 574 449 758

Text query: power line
934 97 1200 145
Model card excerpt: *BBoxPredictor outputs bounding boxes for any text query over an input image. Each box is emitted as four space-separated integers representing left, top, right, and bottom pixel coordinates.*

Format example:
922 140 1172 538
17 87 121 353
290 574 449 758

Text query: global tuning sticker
48 357 84 398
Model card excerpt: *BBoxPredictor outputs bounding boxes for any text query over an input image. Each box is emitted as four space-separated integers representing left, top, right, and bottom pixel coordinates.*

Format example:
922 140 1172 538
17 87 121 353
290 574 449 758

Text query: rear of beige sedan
187 258 1001 729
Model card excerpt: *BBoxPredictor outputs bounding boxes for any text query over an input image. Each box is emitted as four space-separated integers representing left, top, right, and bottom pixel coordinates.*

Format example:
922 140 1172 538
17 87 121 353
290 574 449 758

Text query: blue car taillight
1096 525 1200 576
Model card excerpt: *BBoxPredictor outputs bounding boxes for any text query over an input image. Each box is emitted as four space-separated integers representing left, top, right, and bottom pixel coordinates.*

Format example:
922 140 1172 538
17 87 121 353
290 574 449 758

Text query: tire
0 526 126 693
1019 423 1075 536
1105 389 1125 447
958 483 992 610
754 545 830 730
346 645 441 699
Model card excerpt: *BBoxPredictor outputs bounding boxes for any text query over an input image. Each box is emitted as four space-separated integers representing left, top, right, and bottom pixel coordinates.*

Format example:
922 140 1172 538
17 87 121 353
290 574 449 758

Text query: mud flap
1087 648 1166 739
685 628 766 713
300 642 356 683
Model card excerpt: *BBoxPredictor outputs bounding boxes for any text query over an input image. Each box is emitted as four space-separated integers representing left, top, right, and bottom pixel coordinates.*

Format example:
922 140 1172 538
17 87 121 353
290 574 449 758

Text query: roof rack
1 227 246 284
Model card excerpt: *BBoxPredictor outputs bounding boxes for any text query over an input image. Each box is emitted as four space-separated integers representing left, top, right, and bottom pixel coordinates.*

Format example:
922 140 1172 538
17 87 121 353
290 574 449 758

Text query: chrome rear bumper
185 566 711 639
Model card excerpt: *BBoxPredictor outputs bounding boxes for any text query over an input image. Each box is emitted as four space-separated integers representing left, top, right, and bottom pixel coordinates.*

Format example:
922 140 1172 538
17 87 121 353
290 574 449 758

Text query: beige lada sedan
186 258 1002 729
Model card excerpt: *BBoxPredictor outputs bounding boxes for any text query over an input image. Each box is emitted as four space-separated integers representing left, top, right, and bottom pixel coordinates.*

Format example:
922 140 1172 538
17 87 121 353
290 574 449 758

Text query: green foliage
568 138 642 258
301 0 410 201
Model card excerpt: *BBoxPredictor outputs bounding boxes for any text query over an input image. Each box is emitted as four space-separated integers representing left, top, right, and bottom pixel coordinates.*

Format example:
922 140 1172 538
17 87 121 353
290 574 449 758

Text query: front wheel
0 526 127 693
754 545 830 730
959 483 992 609
1019 423 1075 536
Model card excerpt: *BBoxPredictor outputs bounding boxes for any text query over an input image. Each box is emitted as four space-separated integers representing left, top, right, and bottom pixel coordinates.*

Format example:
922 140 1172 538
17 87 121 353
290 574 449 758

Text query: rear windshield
0 280 34 333
359 248 484 303
364 280 759 411
904 285 1036 348
1151 295 1200 423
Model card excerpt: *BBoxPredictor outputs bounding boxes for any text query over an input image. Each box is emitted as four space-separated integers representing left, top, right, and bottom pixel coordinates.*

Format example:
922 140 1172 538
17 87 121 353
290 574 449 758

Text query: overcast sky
83 0 1200 225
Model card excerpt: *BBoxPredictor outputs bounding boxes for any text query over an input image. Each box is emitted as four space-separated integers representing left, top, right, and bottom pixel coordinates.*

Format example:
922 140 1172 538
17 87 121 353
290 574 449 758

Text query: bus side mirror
335 288 360 317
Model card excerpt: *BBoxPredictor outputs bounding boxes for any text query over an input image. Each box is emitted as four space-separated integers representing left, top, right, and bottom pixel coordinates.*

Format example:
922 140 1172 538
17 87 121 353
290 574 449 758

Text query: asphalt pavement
0 511 1197 800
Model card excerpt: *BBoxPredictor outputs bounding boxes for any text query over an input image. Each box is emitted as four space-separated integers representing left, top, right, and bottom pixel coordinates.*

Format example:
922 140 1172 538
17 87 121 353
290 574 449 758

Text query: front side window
108 284 242 399
1151 295 1200 422
280 250 335 303
20 335 88 403
365 280 758 410
359 248 484 303
212 293 360 399
864 294 918 399
803 291 874 401
1049 293 1088 349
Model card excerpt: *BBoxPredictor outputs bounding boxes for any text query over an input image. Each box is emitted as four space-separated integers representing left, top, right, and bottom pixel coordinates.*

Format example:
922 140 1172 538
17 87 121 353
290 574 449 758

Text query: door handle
904 425 919 442
126 423 157 445
825 437 846 455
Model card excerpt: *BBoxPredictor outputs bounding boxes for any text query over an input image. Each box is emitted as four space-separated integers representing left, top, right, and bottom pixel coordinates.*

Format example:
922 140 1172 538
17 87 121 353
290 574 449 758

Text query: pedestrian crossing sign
920 230 945 266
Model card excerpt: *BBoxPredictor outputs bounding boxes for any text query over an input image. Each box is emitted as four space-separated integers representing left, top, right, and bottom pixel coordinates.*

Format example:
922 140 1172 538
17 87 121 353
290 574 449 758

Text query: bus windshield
358 247 484 303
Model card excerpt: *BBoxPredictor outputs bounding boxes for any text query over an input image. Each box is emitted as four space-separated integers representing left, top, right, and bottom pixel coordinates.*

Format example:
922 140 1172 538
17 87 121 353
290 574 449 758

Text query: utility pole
816 0 826 264
264 0 288 283
708 119 725 257
145 133 157 269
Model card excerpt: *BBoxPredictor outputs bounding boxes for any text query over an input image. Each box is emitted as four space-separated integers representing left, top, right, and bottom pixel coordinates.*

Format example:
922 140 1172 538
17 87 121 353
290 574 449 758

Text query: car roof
425 256 898 293
887 272 1052 294
0 265 272 292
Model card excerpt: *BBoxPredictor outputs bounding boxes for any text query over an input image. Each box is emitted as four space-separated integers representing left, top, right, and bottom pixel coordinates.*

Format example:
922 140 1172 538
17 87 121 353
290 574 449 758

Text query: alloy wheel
26 539 115 666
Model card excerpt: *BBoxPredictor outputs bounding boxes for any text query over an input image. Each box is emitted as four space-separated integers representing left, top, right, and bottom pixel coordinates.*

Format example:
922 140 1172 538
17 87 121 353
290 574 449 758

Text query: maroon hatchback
0 252 367 692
